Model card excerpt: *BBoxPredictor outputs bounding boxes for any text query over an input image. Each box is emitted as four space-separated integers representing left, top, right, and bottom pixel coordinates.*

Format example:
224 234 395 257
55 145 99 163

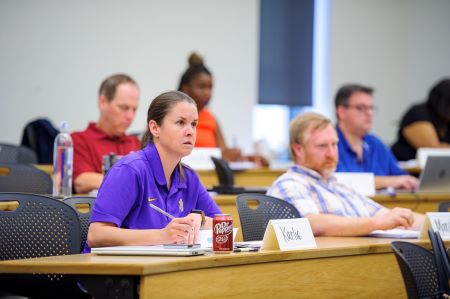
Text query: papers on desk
234 241 262 249
368 229 420 239
198 228 238 248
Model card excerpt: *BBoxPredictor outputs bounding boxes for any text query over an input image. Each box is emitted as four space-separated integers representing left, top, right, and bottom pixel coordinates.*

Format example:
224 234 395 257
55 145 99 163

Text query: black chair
391 241 443 299
0 163 52 194
438 202 450 212
210 157 266 194
236 193 301 241
20 118 59 164
0 192 89 299
428 229 450 295
0 143 37 164
64 196 96 252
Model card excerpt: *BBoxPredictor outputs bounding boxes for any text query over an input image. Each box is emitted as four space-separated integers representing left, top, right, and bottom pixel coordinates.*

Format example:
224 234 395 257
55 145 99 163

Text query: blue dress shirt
336 126 406 176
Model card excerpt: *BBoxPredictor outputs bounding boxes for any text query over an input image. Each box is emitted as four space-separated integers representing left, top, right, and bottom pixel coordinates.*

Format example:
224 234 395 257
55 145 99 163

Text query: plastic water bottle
53 121 73 198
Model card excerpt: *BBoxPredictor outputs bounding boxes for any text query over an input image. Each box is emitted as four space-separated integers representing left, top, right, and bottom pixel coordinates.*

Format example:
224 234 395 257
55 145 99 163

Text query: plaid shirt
267 165 383 217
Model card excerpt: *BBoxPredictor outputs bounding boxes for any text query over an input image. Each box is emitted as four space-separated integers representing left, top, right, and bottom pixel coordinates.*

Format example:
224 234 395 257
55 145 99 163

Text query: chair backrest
438 202 450 212
0 192 81 260
236 193 301 241
20 118 59 164
0 193 90 298
428 229 450 294
211 157 235 186
63 196 96 252
391 241 441 299
0 143 37 164
0 162 52 194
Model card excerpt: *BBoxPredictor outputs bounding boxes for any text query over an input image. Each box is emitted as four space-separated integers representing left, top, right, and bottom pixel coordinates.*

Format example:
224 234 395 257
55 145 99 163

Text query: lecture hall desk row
1 193 446 242
35 164 285 187
215 193 450 242
0 236 433 298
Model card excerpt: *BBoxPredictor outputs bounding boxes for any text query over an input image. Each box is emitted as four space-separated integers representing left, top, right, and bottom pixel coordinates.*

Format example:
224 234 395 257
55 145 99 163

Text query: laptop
91 245 210 256
417 155 450 193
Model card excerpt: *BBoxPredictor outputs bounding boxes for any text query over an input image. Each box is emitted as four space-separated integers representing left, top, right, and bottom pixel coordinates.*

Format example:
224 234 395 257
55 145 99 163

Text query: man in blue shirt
335 84 418 190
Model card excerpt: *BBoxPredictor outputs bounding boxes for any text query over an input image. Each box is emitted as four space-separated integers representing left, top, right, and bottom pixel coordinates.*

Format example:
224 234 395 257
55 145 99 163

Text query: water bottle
53 121 73 198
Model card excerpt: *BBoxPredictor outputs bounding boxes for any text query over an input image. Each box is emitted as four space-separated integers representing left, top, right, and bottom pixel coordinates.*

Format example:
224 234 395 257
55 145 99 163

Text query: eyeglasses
342 104 377 113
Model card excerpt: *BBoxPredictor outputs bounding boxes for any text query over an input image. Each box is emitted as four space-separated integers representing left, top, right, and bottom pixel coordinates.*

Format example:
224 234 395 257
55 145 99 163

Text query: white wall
0 0 259 152
2 0 450 153
330 0 450 144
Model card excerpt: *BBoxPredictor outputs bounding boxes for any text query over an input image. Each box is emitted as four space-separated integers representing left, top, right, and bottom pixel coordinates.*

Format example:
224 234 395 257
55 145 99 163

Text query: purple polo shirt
83 143 221 252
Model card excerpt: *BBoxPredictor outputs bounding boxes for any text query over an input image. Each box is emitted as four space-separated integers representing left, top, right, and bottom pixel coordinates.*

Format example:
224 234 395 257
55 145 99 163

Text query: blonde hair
289 112 332 157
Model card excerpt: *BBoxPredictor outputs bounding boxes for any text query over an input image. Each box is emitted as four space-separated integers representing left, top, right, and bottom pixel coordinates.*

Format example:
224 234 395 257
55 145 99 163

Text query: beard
318 159 337 179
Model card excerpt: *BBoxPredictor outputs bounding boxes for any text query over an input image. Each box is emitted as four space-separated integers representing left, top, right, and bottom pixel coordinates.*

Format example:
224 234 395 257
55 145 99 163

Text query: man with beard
266 112 424 236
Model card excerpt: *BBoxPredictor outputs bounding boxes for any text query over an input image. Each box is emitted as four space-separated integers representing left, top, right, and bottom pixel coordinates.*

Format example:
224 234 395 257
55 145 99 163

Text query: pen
149 203 175 219
233 248 259 253
149 203 194 238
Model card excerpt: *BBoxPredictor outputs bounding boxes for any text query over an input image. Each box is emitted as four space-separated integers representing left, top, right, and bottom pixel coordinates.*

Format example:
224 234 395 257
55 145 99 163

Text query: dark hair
141 91 196 149
426 78 450 124
99 74 138 102
334 84 374 108
177 52 212 90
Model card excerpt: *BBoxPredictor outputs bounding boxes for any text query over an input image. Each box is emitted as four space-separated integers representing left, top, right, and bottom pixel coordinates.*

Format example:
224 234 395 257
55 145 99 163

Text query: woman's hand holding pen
162 218 196 244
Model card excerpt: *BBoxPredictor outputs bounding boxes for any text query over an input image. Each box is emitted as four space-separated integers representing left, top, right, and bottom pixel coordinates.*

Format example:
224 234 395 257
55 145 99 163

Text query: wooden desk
197 168 284 188
373 193 450 213
0 237 428 298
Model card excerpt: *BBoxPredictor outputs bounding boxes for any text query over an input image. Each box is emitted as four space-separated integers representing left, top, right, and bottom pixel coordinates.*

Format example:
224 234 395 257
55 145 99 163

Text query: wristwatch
190 209 206 227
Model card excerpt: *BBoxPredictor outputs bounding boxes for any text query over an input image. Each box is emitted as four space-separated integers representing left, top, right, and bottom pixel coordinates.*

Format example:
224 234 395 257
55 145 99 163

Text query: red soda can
213 214 233 253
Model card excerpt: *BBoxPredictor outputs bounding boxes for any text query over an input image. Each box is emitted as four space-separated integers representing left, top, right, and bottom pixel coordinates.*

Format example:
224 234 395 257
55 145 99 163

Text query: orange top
195 108 217 147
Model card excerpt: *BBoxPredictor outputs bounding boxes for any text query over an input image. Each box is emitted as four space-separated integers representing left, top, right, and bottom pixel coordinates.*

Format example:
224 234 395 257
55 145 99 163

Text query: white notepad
368 229 419 239
91 245 211 256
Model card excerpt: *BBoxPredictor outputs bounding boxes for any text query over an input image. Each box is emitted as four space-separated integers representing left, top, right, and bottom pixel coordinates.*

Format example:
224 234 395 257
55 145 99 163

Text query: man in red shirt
72 74 140 194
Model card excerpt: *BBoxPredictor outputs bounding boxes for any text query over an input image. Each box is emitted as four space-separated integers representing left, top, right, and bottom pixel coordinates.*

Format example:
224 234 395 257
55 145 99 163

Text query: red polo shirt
71 122 140 181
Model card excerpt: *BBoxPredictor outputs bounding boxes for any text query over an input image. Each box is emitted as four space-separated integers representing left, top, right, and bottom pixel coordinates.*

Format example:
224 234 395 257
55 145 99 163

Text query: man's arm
306 207 416 237
74 172 104 194
375 175 419 190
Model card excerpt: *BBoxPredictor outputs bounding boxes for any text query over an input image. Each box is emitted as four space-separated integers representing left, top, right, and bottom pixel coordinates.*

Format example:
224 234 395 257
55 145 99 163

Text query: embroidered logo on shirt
147 197 156 203
179 198 184 212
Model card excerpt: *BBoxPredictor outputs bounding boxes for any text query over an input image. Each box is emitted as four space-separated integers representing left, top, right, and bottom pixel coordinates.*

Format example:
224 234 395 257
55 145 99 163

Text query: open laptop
417 155 450 193
91 245 210 256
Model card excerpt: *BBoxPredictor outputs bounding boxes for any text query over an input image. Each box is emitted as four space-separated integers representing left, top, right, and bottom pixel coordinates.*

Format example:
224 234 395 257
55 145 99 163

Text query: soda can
213 214 233 253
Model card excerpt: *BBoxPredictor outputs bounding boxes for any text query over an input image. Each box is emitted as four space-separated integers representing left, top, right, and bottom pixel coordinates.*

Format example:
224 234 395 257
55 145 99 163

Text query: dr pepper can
213 214 233 253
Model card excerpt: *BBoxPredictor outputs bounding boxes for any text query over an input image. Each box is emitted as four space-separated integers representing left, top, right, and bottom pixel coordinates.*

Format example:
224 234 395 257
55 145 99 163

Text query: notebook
91 245 210 256
417 155 450 193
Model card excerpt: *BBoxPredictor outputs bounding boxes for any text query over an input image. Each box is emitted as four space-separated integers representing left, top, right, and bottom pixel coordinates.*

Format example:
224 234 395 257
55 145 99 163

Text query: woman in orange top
178 52 267 165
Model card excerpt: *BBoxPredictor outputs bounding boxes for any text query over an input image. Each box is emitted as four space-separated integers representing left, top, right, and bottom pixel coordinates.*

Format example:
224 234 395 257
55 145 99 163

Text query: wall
2 0 450 153
0 0 259 152
329 0 450 144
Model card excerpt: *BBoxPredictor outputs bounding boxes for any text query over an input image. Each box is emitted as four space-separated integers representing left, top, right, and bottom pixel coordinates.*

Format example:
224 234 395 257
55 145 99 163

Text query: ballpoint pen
149 203 175 219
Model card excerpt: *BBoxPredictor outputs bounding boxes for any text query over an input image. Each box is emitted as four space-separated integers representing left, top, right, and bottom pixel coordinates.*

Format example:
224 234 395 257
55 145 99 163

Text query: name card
419 212 450 240
261 218 316 251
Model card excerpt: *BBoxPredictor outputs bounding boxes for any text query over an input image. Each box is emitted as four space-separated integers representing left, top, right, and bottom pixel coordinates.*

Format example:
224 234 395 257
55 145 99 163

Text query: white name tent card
261 218 316 251
334 172 375 196
420 212 450 240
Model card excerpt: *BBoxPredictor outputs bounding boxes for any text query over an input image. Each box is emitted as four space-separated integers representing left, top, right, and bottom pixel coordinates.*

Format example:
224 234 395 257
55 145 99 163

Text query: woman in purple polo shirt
84 91 222 252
